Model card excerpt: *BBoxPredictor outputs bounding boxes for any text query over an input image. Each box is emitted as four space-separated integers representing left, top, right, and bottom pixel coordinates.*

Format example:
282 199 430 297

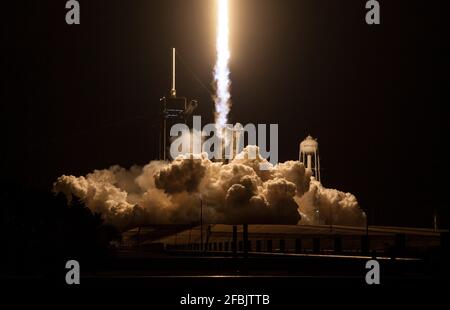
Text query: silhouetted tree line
0 180 121 283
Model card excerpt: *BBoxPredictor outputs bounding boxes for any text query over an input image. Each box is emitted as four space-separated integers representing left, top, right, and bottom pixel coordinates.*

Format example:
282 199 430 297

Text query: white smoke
53 146 366 230
296 178 366 226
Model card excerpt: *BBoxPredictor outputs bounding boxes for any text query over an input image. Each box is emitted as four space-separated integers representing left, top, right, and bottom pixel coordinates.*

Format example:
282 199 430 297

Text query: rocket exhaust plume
214 0 231 138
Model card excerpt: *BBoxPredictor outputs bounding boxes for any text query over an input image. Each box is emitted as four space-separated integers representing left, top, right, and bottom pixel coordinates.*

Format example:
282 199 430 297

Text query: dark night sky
2 0 449 228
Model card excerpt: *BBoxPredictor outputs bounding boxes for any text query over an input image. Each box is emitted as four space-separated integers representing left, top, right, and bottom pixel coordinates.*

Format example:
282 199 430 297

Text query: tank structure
299 135 321 183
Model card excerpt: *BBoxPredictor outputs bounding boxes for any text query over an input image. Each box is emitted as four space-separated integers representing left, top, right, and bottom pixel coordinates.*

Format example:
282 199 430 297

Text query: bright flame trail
214 0 231 138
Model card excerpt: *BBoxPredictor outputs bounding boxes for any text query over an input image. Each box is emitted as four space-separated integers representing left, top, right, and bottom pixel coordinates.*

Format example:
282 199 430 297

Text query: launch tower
159 48 198 160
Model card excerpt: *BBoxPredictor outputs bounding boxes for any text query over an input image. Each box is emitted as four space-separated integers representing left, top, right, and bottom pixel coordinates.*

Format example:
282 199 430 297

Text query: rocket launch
214 0 231 138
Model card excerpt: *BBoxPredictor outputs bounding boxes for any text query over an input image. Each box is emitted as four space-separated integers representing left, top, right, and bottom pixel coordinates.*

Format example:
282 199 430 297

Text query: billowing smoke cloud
53 146 366 230
296 179 366 226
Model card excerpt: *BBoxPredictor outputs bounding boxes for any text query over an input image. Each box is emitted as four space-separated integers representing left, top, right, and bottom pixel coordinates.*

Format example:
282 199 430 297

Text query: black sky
2 0 449 228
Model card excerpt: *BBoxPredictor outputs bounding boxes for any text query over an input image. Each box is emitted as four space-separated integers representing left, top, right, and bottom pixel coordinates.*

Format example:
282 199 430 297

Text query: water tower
299 135 321 182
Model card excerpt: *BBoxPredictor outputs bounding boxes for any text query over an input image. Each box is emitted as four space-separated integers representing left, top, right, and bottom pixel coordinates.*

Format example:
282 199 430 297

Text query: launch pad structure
159 48 198 161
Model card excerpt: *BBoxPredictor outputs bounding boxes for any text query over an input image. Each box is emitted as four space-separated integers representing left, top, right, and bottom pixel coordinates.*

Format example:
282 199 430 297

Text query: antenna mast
171 47 176 97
